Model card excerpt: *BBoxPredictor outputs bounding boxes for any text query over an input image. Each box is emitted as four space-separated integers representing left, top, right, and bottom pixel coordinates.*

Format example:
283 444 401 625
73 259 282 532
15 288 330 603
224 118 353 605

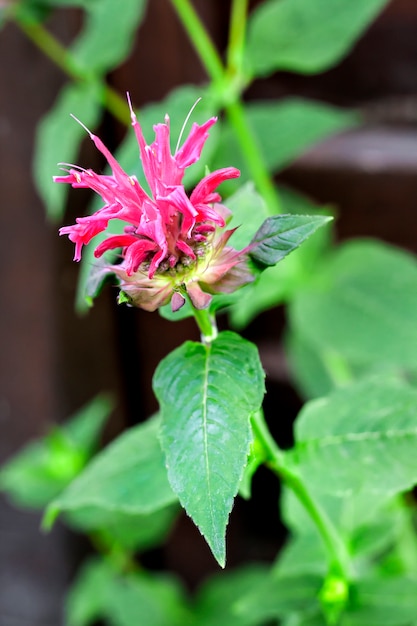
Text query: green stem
191 306 218 344
169 0 282 216
225 100 282 214
169 0 225 84
251 410 352 580
14 17 130 126
226 0 249 77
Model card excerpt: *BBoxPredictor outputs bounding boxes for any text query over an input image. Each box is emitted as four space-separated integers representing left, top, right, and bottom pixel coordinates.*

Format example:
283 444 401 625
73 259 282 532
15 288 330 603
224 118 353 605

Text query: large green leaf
44 415 177 527
211 99 357 195
245 0 390 77
35 80 104 221
153 331 265 566
0 394 112 509
291 377 417 497
71 0 147 75
289 239 417 372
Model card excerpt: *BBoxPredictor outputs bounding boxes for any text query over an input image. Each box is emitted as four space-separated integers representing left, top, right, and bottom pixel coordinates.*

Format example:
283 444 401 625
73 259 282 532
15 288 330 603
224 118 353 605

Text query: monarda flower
55 97 254 312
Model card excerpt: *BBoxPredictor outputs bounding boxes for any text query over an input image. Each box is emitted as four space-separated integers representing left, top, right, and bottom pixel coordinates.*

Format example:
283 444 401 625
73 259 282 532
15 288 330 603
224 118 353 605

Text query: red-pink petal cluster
56 99 254 311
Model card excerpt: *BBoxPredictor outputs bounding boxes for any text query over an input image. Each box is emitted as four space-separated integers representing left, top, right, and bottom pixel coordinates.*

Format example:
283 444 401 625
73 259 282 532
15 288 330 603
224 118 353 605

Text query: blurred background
1 0 417 623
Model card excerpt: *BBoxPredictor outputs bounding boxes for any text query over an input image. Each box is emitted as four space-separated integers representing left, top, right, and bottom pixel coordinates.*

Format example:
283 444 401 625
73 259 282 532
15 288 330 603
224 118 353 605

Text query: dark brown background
1 0 417 623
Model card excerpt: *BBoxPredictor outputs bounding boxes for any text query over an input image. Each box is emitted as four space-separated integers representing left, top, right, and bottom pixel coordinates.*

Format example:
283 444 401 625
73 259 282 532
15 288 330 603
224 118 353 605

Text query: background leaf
288 239 417 381
45 415 177 527
211 99 357 196
192 564 270 626
34 80 104 220
66 558 192 626
70 0 148 75
291 377 417 497
245 0 391 77
0 394 112 508
153 331 265 566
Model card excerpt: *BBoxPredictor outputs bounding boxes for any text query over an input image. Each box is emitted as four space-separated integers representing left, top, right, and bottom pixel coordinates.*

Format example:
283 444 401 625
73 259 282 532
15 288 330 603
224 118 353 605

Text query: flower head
56 97 254 311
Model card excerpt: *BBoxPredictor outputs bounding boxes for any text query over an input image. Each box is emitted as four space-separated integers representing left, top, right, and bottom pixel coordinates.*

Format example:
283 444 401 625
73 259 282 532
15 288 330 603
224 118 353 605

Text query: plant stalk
192 306 218 344
251 410 352 581
169 0 224 84
14 16 130 125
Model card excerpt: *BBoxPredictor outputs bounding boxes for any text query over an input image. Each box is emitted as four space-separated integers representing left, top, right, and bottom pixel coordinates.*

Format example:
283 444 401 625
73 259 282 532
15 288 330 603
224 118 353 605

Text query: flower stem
169 0 225 84
225 100 282 214
192 307 218 344
251 410 352 581
226 0 249 78
13 15 130 126
169 0 282 215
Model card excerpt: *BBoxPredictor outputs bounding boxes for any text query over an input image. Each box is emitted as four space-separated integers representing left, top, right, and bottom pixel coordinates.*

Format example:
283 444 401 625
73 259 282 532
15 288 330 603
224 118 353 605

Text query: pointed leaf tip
154 331 265 566
249 214 332 268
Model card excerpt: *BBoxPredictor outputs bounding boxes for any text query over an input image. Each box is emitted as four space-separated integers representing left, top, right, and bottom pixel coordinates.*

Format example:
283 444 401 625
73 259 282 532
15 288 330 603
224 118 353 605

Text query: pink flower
56 97 254 311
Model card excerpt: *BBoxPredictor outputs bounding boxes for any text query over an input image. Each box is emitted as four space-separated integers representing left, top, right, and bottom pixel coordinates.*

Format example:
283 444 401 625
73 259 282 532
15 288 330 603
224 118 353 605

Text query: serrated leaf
228 189 334 328
71 0 147 75
44 415 177 528
291 377 417 497
153 331 265 566
0 394 112 509
210 99 357 195
249 214 332 268
289 239 417 371
35 80 103 221
245 0 390 77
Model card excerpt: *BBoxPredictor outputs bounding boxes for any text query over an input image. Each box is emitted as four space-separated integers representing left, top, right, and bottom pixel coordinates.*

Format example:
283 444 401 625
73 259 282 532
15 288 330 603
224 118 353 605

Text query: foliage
3 1 417 626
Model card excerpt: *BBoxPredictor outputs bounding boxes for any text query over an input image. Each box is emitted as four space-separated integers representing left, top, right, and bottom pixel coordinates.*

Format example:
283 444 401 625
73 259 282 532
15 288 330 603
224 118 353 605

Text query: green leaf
343 575 417 625
228 187 334 329
235 571 322 624
291 376 417 497
105 572 193 626
245 0 390 77
71 0 147 75
66 558 192 626
0 394 112 509
35 80 103 221
193 564 270 626
289 239 417 372
65 558 115 626
44 415 177 528
226 182 269 251
153 331 265 566
211 99 357 194
249 214 332 268
284 329 336 400
65 503 179 552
